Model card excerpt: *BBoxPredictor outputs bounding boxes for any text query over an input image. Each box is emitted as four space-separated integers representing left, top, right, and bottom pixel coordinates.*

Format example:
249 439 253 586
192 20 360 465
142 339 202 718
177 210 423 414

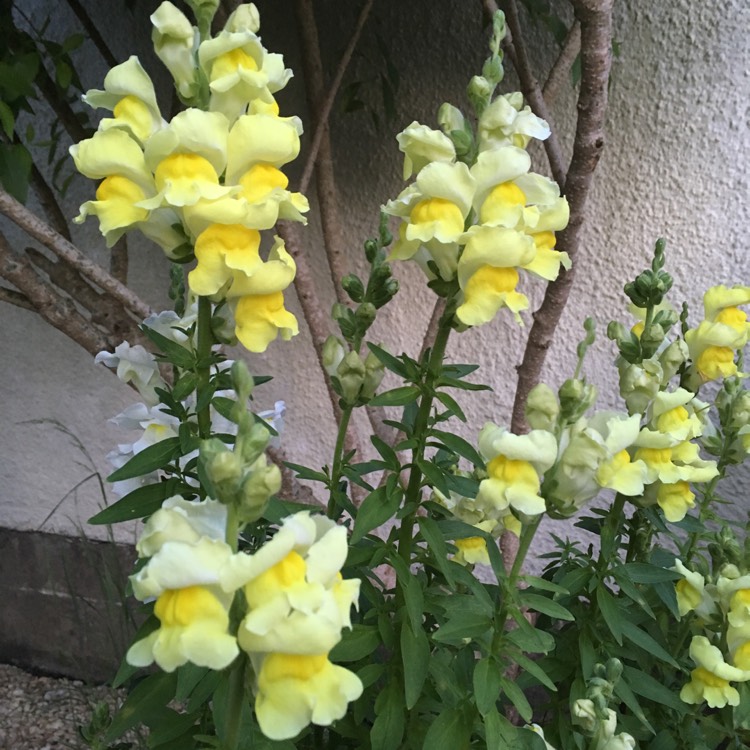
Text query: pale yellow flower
151 1 197 98
680 636 750 708
395 121 456 179
254 653 363 740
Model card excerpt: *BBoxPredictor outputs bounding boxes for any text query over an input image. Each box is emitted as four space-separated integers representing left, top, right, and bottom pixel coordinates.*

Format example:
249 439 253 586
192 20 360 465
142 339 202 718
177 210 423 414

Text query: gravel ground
0 663 132 750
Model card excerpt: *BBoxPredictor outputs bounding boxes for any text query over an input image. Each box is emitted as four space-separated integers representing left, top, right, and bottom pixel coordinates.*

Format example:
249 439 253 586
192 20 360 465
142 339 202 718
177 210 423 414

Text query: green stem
196 296 214 440
508 514 542 587
397 313 453 565
223 655 247 750
327 405 353 518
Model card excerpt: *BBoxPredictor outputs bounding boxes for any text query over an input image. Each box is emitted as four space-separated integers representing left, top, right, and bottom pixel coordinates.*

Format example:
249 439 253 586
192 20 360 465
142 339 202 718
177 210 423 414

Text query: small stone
44 688 68 701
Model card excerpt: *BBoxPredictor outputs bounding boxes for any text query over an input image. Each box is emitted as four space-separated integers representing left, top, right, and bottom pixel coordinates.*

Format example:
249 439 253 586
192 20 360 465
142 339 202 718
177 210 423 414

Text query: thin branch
487 0 567 186
32 61 90 144
28 161 72 240
0 187 152 320
0 232 111 354
110 236 128 284
298 0 375 194
543 20 581 103
419 297 447 364
511 0 613 432
64 0 119 68
294 0 369 307
0 285 34 311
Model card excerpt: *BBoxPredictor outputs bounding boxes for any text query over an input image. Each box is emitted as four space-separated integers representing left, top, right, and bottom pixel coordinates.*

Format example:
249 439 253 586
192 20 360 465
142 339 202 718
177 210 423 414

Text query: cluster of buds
322 335 384 406
674 559 750 708
382 11 569 328
71 2 308 353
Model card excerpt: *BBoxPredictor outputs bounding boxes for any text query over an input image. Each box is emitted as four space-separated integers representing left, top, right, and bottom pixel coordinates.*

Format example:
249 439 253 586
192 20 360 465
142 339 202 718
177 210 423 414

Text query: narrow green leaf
401 620 430 709
351 485 401 544
620 620 679 668
103 672 177 743
418 458 450 495
175 664 209 702
283 462 329 484
499 676 533 722
0 142 32 202
369 385 421 407
367 343 410 378
513 651 557 692
520 592 575 621
429 429 484 466
437 376 491 391
371 682 405 750
421 708 470 750
615 562 681 584
89 479 182 524
613 675 655 734
506 616 556 654
418 516 456 586
432 612 491 644
0 101 14 139
435 391 467 422
330 625 380 662
622 665 687 714
596 586 624 645
474 658 502 715
141 325 195 369
112 613 158 687
371 434 400 470
106 437 182 483
389 553 424 634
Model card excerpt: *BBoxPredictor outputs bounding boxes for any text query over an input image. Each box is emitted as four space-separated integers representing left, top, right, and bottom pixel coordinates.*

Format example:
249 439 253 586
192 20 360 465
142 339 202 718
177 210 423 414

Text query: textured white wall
1 0 747 543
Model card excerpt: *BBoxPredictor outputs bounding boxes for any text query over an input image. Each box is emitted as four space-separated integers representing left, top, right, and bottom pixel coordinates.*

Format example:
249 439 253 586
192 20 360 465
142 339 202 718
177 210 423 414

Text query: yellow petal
234 291 298 352
456 265 528 326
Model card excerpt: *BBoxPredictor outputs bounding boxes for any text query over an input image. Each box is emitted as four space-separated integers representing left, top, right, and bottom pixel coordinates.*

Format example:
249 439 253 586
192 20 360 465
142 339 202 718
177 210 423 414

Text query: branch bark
511 0 613 432
0 187 151 321
0 285 34 311
543 21 581 103
0 232 111 354
64 0 119 68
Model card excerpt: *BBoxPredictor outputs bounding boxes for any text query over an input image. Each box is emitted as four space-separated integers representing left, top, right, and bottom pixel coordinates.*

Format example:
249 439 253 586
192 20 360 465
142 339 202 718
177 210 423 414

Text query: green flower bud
605 657 623 685
224 3 260 33
450 128 474 157
355 302 377 328
525 383 559 431
607 321 629 343
341 274 365 303
437 103 466 134
364 239 379 263
639 322 665 358
467 75 493 113
200 438 242 503
238 455 281 523
337 350 366 404
332 302 349 323
558 379 597 422
322 335 346 377
482 53 503 85
618 358 662 414
360 350 385 400
659 339 688 384
238 421 271 464
231 360 254 400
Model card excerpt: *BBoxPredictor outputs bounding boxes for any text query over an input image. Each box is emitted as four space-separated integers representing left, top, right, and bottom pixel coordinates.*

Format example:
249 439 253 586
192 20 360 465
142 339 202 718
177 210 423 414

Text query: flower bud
525 383 559 431
558 379 597 422
482 54 503 85
606 321 629 343
618 358 662 414
337 350 366 404
360 350 385 400
659 339 688 384
322 335 346 377
572 699 598 734
231 360 254 400
341 274 365 303
238 421 271 465
201 438 242 502
355 302 377 328
238 455 281 523
151 2 197 98
467 75 492 113
225 3 260 33
437 103 465 135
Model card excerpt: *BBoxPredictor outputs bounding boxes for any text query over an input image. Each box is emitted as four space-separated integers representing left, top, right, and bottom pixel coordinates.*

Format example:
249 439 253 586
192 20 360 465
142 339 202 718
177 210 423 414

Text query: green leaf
506 616 556 654
622 665 687 714
418 458 450 496
521 575 569 595
0 101 14 139
435 391 467 422
371 434 400 470
734 681 750 730
330 625 380 662
432 611 491 644
389 552 424 634
103 672 177 743
613 675 655 734
513 651 557 692
474 657 503 715
106 437 182 482
351 485 401 544
366 343 411 378
421 708 470 750
369 385 421 407
436 376 491 391
418 516 456 587
401 620 430 709
499 676 533 722
620 619 679 668
176 664 210 702
484 708 517 747
172 372 199 402
520 592 575 621
615 562 681 584
284 462 329 484
213 667 254 750
145 708 199 745
89 479 183 524
141 325 196 369
186 669 222 714
428 429 484 466
112 612 158 687
596 586 624 645
371 682 405 750
0 142 32 202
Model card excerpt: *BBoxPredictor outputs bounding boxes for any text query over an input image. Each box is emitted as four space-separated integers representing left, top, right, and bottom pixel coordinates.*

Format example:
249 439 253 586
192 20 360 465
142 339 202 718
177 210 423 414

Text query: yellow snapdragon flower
672 559 717 619
254 652 363 740
151 1 197 98
396 122 456 179
680 636 750 708
477 92 551 151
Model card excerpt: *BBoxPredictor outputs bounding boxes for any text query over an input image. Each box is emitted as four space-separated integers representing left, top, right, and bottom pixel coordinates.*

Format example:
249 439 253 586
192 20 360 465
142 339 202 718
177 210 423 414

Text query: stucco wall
1 0 747 545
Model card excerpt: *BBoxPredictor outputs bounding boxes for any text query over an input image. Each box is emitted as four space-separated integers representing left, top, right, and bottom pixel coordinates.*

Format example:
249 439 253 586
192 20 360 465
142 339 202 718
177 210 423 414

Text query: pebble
0 663 128 750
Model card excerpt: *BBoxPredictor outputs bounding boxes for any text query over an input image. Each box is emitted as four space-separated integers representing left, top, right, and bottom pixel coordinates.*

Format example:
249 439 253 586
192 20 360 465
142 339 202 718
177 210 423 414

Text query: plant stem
223 655 247 750
328 405 353 517
196 295 213 440
508 514 542 586
397 312 453 564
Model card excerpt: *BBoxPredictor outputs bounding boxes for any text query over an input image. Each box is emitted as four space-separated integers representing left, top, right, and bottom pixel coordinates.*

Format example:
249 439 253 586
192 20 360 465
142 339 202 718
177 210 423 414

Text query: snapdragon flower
95 342 165 405
680 635 750 708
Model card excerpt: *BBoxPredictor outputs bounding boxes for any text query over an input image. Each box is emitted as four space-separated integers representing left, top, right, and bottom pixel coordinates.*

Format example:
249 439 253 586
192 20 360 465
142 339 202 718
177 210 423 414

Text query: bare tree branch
28 160 72 241
511 0 613 432
493 0 567 186
0 285 34 311
0 187 152 321
543 21 581 103
33 61 90 144
110 236 128 284
294 0 369 307
0 232 111 354
64 0 119 68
